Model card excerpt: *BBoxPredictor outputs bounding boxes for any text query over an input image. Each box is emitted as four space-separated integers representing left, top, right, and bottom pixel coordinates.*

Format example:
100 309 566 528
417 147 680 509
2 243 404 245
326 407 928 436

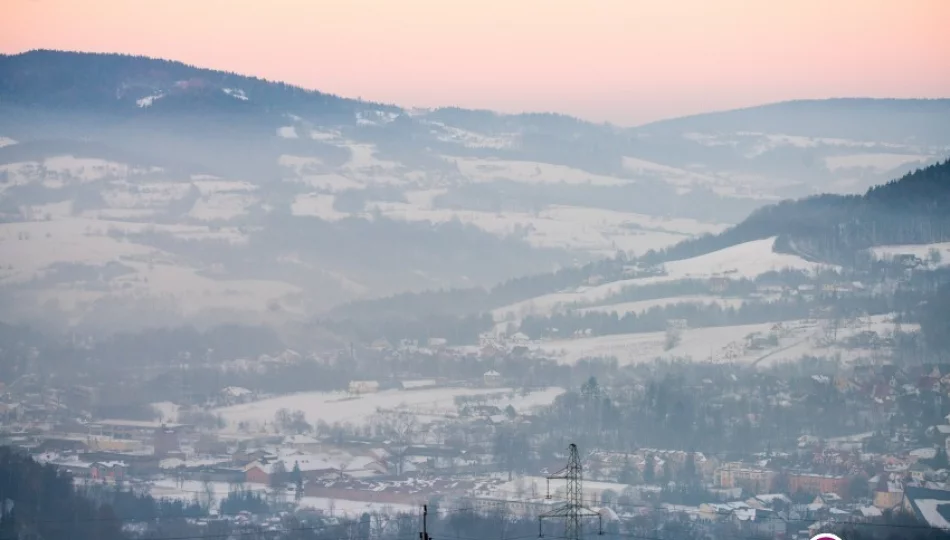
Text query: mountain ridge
2 49 948 336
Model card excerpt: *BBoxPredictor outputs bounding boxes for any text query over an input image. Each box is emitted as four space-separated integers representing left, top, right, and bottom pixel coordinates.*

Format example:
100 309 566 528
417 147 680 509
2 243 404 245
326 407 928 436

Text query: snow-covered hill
1 50 947 333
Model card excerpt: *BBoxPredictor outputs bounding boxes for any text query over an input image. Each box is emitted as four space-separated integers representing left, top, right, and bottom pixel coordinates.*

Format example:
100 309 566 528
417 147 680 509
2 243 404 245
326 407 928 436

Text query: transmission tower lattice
539 443 602 540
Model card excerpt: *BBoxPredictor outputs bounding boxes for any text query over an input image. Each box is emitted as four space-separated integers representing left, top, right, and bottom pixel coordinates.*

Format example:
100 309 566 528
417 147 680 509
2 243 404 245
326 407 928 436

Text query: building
153 425 182 457
483 370 503 388
873 477 904 510
788 473 849 498
245 455 338 485
348 380 380 394
716 463 776 494
90 461 127 483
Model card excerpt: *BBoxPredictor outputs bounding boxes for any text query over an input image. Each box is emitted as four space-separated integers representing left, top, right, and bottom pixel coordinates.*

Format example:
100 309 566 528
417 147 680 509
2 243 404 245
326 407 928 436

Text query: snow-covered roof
284 434 319 445
754 493 792 504
94 461 127 468
911 447 938 460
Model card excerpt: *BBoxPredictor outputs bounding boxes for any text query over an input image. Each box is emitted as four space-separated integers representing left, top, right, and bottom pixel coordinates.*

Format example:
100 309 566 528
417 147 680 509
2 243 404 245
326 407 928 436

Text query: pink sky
2 0 948 125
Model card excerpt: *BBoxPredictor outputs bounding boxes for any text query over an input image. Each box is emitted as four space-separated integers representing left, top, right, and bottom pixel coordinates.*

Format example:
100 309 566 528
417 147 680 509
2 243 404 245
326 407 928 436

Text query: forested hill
645 158 950 266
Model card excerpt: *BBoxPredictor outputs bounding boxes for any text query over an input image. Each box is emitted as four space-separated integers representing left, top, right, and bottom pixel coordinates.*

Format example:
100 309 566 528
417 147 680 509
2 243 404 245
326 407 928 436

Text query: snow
576 296 746 316
0 219 156 284
824 153 930 172
453 157 628 187
292 174 364 192
367 202 716 258
427 122 515 149
136 93 164 108
621 157 716 188
531 314 914 367
401 379 438 389
913 498 950 529
296 496 415 517
151 402 180 423
0 218 299 320
344 144 401 171
291 194 348 221
533 322 776 365
870 242 950 267
214 386 563 432
277 126 299 139
222 88 249 101
24 201 74 221
663 237 831 280
310 130 341 141
0 156 145 186
191 180 258 195
494 237 828 321
189 193 257 221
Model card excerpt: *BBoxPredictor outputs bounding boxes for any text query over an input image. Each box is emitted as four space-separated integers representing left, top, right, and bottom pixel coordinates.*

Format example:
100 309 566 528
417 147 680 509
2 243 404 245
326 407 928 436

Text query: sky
2 0 949 125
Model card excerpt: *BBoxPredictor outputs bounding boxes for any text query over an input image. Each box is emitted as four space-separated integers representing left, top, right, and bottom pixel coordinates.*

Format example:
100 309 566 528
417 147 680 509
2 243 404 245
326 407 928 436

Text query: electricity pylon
539 443 602 540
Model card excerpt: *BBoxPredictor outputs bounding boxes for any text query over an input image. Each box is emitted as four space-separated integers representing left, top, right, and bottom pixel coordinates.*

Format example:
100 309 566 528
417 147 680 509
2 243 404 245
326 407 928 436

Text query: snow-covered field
214 386 564 432
531 314 912 367
189 193 257 221
824 153 930 172
147 478 415 517
291 194 348 221
493 237 828 322
452 158 628 187
367 202 723 257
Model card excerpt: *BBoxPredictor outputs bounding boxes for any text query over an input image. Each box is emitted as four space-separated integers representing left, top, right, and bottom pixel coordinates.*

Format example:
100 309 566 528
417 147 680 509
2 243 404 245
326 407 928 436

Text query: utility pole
539 443 602 540
420 504 432 540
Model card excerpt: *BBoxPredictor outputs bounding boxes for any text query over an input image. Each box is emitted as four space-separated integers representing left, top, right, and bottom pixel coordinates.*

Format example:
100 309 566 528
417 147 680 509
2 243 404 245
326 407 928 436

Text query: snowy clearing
493 237 827 322
214 386 564 432
291 174 364 192
426 122 515 149
533 314 911 367
291 194 348 221
222 88 249 101
189 193 257 221
136 93 163 108
824 153 930 172
192 180 258 195
277 126 299 139
453 158 629 187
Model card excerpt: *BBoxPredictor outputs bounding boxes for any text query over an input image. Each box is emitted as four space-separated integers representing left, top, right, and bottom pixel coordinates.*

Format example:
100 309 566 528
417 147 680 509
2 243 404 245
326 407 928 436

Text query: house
716 463 776 493
348 381 380 394
733 508 783 538
872 477 904 510
483 370 503 388
245 455 338 484
788 472 849 498
283 434 322 453
232 448 277 467
90 461 127 483
153 425 182 457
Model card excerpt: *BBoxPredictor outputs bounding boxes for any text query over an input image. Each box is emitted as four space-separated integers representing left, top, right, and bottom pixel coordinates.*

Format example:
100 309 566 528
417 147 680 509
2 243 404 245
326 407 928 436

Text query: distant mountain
1 49 947 335
636 98 950 145
0 49 374 118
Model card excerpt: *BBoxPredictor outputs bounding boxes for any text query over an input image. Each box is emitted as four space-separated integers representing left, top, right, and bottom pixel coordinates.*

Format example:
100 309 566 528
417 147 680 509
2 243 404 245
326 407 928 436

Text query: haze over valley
3 8 950 539
1 51 948 338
